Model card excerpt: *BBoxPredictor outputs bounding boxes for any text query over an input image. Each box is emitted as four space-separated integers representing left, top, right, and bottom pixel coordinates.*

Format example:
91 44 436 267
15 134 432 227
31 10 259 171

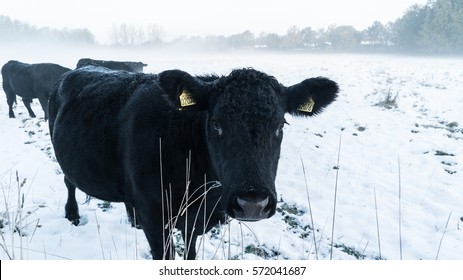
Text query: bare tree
145 23 164 43
111 23 143 46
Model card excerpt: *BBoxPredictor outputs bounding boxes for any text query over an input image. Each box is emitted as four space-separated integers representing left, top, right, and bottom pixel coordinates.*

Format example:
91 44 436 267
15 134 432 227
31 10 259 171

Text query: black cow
2 60 70 120
76 58 147 72
48 66 338 259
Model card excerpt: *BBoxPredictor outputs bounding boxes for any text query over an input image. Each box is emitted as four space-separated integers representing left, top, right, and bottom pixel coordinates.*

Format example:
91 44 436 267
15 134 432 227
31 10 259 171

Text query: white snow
1 47 462 260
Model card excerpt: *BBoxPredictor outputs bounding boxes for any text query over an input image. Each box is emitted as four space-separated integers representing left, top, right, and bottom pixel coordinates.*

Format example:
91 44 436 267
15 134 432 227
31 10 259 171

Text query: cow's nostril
233 196 271 221
237 196 269 212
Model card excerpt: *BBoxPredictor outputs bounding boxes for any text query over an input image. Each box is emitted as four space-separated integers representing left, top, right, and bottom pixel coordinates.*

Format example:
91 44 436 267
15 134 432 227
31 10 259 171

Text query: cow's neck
162 111 218 192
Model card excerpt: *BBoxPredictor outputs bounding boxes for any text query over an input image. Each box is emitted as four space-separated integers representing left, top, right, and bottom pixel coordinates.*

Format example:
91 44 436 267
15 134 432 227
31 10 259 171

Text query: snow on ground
0 47 462 260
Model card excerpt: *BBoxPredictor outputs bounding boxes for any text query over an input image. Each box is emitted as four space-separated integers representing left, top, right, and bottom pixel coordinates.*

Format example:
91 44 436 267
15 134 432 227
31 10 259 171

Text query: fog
2 0 463 56
1 0 429 44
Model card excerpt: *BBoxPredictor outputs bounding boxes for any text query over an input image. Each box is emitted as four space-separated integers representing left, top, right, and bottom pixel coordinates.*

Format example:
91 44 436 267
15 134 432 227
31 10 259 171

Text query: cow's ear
157 69 209 111
284 77 338 116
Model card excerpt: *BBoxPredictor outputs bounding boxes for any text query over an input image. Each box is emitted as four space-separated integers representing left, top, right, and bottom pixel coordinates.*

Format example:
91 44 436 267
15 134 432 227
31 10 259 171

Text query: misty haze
1 0 462 54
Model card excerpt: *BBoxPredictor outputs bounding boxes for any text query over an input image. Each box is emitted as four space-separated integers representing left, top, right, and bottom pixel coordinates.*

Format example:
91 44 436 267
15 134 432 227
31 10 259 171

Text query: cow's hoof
66 214 80 226
128 217 142 229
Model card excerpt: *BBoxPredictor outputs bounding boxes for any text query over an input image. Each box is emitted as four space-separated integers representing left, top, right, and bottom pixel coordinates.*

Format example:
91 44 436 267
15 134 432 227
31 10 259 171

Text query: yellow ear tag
297 97 315 113
179 90 196 108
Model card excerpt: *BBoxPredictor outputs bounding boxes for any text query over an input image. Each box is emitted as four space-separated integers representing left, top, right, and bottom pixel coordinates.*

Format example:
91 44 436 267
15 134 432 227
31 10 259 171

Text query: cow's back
2 60 70 98
31 63 70 92
1 60 33 93
49 67 158 201
76 59 133 72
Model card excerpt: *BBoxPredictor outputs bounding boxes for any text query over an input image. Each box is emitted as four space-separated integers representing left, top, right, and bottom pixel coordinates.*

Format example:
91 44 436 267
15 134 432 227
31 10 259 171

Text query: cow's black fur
76 58 147 72
49 66 338 259
1 60 70 120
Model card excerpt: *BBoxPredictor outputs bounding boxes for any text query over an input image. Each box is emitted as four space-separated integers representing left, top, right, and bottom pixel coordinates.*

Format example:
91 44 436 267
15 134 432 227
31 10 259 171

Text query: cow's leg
22 98 36 118
3 87 16 118
161 228 175 260
179 204 211 260
140 219 175 260
134 201 175 259
7 100 15 118
38 95 49 120
124 202 141 229
64 177 80 225
181 230 198 260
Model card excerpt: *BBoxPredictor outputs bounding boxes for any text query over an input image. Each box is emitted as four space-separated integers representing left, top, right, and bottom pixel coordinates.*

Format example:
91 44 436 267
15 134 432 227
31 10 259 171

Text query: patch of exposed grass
435 150 455 156
374 89 398 109
333 243 366 260
244 244 280 259
97 201 113 212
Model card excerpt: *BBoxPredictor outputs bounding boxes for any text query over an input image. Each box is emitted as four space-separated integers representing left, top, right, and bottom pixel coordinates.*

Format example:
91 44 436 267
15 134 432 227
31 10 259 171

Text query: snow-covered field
1 46 462 260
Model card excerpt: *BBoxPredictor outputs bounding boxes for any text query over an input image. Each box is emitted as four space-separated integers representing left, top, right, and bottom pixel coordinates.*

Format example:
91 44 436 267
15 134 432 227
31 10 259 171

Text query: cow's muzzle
231 195 273 221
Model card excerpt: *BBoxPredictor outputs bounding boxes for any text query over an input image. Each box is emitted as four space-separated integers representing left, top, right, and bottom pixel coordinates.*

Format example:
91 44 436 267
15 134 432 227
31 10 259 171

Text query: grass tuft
1 171 46 259
374 89 398 109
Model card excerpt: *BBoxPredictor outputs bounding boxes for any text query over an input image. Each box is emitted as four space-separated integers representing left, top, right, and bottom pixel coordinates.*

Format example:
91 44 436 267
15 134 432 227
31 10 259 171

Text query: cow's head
158 68 338 221
126 61 148 73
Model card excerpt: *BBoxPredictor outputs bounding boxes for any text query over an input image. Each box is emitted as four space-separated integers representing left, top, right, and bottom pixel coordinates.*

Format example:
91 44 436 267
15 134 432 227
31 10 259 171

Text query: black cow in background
49 66 338 259
2 60 70 120
76 58 147 72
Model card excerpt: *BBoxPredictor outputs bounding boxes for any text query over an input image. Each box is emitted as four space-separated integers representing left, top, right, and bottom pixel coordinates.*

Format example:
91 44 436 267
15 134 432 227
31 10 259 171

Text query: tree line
1 0 462 54
394 0 463 53
0 15 95 45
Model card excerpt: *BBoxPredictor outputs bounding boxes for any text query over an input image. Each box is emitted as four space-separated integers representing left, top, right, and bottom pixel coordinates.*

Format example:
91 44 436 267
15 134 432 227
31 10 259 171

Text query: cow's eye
212 121 223 135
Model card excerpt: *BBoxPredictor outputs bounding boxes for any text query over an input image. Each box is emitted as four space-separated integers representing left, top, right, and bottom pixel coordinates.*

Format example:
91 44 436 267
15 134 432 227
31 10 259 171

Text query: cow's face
205 71 286 221
158 68 338 222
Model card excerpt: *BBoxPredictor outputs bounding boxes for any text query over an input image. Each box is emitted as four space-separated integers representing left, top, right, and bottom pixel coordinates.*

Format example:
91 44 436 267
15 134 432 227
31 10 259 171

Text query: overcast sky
1 0 429 43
